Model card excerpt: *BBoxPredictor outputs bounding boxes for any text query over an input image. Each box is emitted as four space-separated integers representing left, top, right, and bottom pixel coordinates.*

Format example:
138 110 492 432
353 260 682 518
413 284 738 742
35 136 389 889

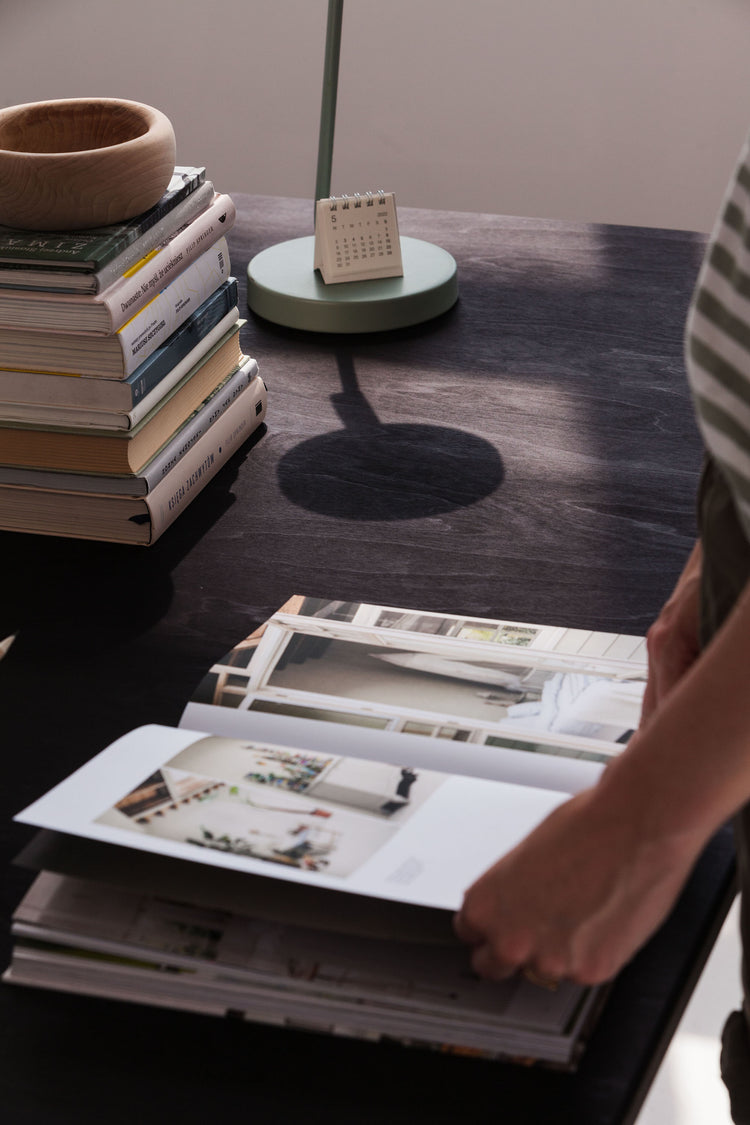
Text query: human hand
452 779 703 985
641 541 703 725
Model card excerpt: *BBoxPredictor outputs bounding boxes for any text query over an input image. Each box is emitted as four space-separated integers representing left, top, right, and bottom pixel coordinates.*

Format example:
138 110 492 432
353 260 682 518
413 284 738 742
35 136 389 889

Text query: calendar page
314 192 404 285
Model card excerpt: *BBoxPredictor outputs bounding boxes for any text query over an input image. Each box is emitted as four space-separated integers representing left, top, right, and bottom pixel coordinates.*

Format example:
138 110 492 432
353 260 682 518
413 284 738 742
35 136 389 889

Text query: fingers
454 906 549 982
639 673 657 726
469 941 518 981
459 936 566 988
453 905 526 980
452 908 483 946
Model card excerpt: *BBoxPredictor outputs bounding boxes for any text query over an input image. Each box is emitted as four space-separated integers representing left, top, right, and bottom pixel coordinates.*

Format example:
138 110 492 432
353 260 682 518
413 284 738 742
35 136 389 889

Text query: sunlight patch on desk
662 1033 731 1125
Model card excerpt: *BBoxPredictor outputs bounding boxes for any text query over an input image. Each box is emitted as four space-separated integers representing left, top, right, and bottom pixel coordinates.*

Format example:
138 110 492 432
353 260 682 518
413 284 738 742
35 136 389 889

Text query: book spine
0 357 261 496
82 166 208 268
100 194 236 333
0 197 235 335
126 278 238 404
0 282 239 411
0 316 241 430
125 321 241 430
143 367 267 544
139 358 259 492
118 237 231 376
88 181 216 294
137 360 258 492
126 312 240 419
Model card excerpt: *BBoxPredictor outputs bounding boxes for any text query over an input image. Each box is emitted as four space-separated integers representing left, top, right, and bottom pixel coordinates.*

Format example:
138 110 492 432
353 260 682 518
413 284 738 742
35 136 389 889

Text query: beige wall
3 0 750 231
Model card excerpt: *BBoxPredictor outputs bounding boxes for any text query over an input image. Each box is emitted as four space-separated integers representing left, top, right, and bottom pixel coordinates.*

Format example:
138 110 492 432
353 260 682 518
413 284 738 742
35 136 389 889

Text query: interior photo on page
182 596 648 786
14 724 569 911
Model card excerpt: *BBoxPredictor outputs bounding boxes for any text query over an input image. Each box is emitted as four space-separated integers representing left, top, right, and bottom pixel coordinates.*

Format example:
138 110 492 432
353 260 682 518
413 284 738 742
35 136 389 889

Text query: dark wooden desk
0 197 734 1125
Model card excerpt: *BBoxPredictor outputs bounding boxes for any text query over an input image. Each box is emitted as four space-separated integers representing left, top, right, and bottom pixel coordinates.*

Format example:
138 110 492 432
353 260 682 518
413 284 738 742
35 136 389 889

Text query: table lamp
246 0 459 333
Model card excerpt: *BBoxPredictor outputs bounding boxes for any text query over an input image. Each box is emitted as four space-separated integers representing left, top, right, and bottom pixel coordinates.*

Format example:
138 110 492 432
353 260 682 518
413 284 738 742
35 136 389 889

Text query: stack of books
0 166 267 545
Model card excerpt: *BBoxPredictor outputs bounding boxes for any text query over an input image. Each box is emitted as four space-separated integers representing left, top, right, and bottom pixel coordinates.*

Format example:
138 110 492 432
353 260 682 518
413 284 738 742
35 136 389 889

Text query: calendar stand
247 234 458 334
246 0 458 334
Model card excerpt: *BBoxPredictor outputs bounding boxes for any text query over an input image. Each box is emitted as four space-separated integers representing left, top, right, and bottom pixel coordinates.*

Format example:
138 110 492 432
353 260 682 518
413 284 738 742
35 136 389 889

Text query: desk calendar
314 191 404 284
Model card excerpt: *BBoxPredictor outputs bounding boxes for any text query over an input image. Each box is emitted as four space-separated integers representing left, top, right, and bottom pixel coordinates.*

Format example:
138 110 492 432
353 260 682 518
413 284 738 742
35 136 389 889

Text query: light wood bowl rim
0 97 172 158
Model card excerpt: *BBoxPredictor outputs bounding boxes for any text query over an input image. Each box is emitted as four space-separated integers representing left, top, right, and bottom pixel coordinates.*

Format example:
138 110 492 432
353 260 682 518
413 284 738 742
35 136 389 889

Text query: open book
6 595 648 1067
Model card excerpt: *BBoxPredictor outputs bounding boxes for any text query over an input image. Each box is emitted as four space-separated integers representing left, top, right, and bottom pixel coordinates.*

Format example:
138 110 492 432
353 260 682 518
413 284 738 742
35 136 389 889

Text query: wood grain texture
223 198 707 637
0 198 729 1125
0 98 176 230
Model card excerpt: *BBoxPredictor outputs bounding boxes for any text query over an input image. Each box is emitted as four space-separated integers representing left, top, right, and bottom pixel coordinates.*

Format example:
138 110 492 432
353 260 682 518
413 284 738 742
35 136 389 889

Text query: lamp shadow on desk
278 354 504 520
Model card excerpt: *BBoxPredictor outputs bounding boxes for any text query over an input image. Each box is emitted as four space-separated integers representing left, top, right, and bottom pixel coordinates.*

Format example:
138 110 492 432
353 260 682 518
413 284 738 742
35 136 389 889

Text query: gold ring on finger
522 967 561 991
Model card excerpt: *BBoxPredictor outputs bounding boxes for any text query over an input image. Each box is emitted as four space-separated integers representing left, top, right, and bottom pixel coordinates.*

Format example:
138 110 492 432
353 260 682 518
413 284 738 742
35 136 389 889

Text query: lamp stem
314 0 344 224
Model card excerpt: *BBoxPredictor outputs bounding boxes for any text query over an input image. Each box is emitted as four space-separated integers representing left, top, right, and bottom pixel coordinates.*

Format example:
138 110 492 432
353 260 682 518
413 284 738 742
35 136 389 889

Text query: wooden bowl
0 98 177 231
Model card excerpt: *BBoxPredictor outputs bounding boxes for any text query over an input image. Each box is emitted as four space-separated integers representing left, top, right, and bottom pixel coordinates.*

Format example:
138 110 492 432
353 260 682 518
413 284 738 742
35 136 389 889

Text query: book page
12 870 588 1039
15 724 569 912
181 595 648 794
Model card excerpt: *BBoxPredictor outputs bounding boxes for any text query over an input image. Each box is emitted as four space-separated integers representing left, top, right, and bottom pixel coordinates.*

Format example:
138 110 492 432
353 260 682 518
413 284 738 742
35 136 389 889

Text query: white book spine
118 237 231 375
88 182 217 294
125 315 239 429
144 364 265 544
0 196 236 334
102 194 236 332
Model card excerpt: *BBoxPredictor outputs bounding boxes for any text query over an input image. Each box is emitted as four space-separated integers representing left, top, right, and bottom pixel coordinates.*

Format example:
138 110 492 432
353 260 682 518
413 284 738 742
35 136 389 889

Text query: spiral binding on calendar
314 189 403 284
326 191 387 212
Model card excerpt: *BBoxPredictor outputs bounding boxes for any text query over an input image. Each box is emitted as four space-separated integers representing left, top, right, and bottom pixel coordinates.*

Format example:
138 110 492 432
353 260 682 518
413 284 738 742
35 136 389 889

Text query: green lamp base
246 235 458 333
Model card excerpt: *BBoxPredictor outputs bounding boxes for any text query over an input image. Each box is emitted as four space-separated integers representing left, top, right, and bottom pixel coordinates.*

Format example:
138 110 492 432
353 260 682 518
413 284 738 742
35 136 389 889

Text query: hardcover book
7 596 649 1065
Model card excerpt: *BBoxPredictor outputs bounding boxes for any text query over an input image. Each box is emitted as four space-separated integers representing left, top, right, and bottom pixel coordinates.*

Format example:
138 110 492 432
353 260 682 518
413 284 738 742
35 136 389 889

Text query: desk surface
0 197 734 1125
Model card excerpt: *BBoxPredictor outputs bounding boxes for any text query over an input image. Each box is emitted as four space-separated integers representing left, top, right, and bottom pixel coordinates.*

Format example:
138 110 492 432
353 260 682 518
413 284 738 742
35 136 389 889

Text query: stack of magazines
0 166 267 545
6 594 651 1067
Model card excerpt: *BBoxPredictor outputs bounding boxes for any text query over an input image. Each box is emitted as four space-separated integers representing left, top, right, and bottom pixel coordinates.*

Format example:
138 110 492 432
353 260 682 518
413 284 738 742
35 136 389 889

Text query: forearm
670 538 703 595
601 572 750 848
453 563 750 986
640 538 703 723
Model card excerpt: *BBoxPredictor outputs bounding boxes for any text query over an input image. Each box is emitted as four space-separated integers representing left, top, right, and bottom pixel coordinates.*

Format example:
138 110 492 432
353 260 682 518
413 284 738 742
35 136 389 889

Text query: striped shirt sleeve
685 136 750 544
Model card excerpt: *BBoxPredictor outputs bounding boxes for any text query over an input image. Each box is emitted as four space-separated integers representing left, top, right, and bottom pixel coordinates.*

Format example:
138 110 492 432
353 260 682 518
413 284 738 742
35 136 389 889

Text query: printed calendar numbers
314 191 404 284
